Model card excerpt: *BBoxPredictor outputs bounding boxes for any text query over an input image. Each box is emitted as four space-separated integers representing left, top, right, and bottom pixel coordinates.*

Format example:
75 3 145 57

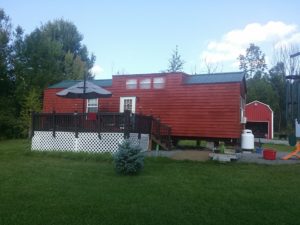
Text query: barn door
120 97 136 113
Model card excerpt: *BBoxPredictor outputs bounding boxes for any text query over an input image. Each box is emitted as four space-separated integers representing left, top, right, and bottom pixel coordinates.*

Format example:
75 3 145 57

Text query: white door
120 97 136 113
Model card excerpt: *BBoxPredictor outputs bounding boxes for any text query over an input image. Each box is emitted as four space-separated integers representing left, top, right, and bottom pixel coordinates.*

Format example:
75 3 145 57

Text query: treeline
239 43 300 133
0 9 95 139
0 7 297 139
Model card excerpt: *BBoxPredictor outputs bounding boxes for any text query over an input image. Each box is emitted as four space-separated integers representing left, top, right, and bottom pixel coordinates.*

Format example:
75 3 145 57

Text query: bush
114 140 144 175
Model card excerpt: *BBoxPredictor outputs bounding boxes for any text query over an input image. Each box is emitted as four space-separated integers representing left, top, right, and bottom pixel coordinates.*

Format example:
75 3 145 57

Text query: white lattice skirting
31 131 149 153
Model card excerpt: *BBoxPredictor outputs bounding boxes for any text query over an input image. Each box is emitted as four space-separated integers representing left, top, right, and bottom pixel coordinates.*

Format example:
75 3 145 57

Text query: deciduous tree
0 9 96 138
19 89 41 137
269 62 286 131
238 43 267 79
19 19 95 92
0 9 13 95
0 9 19 138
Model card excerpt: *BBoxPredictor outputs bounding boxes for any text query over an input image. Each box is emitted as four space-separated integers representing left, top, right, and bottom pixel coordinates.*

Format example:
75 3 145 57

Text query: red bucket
263 149 277 160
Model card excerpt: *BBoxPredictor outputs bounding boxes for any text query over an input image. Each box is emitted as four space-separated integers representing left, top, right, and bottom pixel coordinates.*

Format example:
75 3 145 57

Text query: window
120 97 136 113
240 97 246 123
87 98 98 113
124 99 133 111
126 79 137 89
153 77 165 89
139 78 151 89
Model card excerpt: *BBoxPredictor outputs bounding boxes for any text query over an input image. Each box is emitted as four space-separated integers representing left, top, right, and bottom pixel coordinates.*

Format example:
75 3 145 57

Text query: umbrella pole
82 99 85 113
82 73 87 113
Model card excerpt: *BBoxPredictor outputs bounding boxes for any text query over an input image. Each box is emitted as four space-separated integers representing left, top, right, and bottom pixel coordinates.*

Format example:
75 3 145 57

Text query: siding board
43 73 245 139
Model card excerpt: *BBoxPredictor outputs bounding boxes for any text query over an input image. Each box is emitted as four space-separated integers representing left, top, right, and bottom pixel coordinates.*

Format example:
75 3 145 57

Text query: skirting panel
31 131 149 153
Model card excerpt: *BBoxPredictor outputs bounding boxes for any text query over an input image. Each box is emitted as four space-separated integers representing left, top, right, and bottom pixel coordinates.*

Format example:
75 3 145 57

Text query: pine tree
114 140 144 175
167 45 185 72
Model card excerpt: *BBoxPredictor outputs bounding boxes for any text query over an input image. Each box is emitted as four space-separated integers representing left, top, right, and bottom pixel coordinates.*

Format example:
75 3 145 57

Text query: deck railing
151 118 172 150
32 111 172 149
32 111 153 138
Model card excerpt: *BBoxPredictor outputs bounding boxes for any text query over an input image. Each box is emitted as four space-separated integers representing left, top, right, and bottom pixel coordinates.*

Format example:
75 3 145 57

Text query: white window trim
120 97 136 113
240 97 246 123
86 98 98 113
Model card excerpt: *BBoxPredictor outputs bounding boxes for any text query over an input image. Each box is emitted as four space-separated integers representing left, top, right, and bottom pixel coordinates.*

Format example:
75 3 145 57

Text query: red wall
43 73 245 139
245 101 273 139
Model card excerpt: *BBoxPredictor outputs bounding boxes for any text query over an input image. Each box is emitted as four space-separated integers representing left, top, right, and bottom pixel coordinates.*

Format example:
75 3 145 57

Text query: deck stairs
150 118 172 150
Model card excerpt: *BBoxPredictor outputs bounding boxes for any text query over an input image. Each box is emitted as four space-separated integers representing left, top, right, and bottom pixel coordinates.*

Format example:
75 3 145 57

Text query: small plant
219 142 225 154
113 140 144 175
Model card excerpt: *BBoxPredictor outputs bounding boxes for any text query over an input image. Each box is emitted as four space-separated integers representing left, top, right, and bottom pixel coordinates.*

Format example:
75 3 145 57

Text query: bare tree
190 65 199 75
272 44 300 75
116 68 127 75
190 58 223 75
203 57 222 74
271 44 300 131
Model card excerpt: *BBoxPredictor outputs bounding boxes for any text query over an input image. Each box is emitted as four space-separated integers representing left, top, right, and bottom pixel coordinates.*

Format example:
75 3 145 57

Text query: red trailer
245 101 273 139
43 72 246 142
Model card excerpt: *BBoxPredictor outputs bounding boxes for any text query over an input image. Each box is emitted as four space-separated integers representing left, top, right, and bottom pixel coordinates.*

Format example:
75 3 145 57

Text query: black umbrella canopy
56 81 112 99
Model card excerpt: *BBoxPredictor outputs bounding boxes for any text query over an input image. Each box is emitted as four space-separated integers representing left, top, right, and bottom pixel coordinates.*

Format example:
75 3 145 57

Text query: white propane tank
241 129 254 150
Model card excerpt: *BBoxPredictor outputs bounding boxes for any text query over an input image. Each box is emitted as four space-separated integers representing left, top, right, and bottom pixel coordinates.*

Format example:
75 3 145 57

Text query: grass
177 139 207 148
1 139 300 225
262 143 294 152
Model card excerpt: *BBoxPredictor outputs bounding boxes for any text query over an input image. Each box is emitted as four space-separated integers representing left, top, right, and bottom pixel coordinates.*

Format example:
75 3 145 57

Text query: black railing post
124 110 130 139
74 112 78 138
52 110 56 137
148 116 153 134
157 118 161 140
30 111 35 138
98 112 101 139
167 126 171 150
136 115 141 139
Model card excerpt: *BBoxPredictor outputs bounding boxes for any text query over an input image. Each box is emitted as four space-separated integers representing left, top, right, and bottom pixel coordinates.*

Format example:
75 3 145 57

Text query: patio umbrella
57 81 112 99
56 80 112 112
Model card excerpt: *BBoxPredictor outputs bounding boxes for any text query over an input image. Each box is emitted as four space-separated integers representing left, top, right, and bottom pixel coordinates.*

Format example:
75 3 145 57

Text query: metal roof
48 79 112 88
184 72 245 84
48 72 244 89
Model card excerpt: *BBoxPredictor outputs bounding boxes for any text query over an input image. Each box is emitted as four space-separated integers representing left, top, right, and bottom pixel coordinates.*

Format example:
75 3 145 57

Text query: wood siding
245 101 273 139
43 73 245 139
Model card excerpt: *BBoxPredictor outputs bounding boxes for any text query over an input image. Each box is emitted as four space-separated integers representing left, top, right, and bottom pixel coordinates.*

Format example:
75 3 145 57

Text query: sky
1 0 300 79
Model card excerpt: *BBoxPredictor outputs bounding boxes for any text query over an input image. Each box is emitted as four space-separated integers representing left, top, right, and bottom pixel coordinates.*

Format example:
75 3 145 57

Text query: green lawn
1 140 300 225
177 139 207 148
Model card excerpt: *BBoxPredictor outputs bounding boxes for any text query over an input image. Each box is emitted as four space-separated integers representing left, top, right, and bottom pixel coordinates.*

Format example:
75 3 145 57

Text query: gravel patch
144 149 210 161
144 149 300 165
255 138 289 145
237 151 300 165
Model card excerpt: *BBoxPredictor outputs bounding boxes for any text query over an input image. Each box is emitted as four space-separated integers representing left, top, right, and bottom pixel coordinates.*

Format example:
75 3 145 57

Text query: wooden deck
32 111 172 150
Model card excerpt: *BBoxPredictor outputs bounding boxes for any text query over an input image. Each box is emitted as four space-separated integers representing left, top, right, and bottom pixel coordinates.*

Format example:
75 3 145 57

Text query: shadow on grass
26 149 114 163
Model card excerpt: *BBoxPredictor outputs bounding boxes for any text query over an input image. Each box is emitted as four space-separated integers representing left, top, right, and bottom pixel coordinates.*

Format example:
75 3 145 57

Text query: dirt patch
171 150 211 161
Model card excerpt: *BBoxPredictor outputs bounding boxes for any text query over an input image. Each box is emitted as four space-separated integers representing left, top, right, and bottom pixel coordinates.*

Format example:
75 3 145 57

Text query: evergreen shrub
114 140 144 175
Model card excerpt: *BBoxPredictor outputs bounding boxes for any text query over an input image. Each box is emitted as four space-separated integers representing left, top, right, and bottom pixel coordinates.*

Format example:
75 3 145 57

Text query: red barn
245 101 273 139
43 72 246 142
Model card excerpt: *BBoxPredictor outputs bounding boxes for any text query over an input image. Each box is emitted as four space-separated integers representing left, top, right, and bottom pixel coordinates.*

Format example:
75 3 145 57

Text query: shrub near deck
0 140 300 225
114 140 144 175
